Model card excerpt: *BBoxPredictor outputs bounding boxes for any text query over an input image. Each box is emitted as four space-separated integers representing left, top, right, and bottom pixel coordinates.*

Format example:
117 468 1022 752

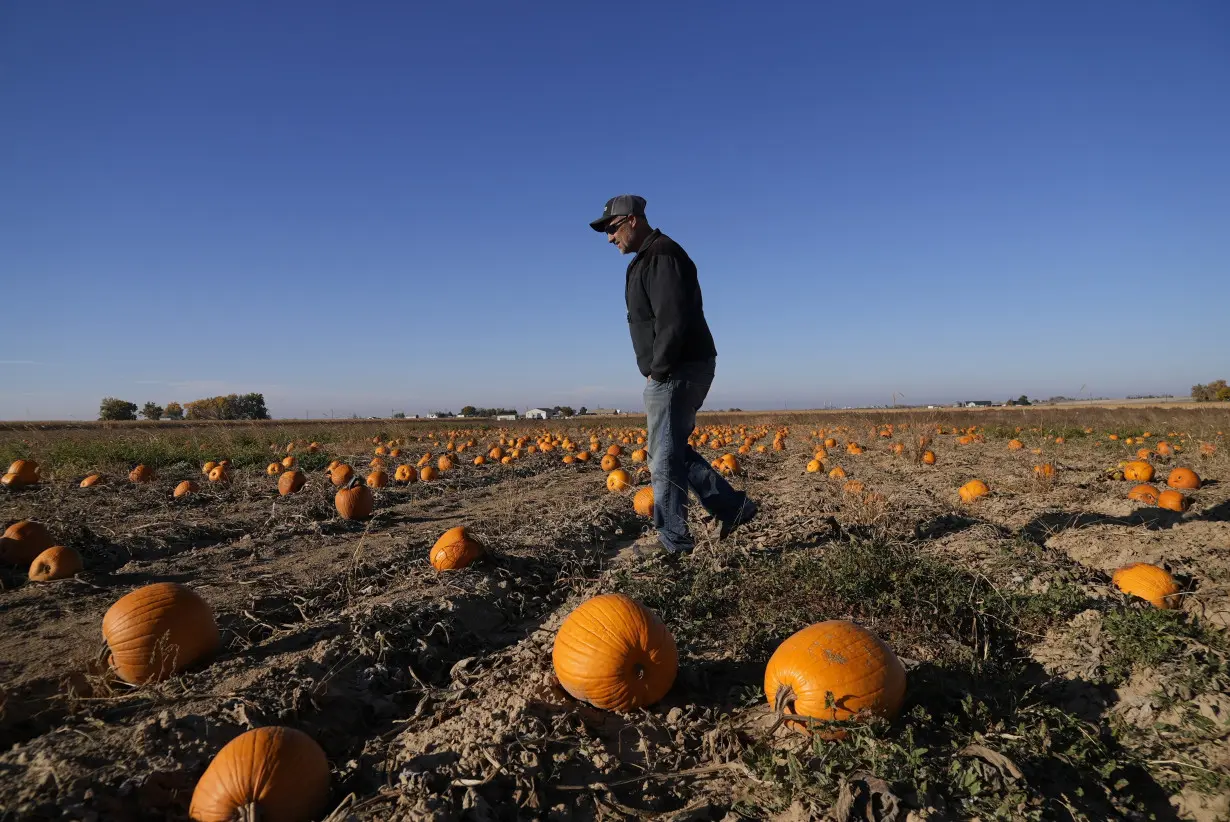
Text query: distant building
964 400 995 407
587 407 621 415
525 408 555 420
495 413 517 421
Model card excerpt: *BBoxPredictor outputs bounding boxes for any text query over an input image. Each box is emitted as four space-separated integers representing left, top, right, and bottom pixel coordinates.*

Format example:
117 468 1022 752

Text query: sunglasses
605 216 630 235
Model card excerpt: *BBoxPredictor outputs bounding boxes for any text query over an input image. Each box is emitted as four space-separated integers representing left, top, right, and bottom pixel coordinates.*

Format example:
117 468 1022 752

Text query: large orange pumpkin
366 469 389 489
278 470 306 495
1 520 55 566
430 526 485 571
394 465 417 483
174 479 198 498
1112 563 1180 609
633 486 654 517
129 464 155 483
29 545 83 581
188 726 330 822
329 464 354 487
1157 489 1189 512
1166 467 1201 490
419 465 438 482
606 469 631 492
1127 484 1159 504
600 454 621 471
103 582 220 684
1123 461 1154 482
335 480 373 520
958 480 990 503
552 593 677 711
764 620 906 737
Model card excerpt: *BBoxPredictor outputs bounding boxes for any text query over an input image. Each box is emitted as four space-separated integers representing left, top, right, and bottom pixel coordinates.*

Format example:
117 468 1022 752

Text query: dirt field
1 407 1228 821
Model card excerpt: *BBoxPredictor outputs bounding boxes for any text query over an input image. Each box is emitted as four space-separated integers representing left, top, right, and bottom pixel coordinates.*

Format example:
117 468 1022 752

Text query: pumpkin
419 465 438 482
824 438 837 448
1033 463 1056 478
1127 484 1159 504
307 442 320 453
29 545 83 581
472 456 486 466
606 445 623 457
188 726 330 822
1 520 54 566
202 461 218 476
1156 441 1173 455
806 459 822 473
366 469 389 489
842 480 866 496
958 480 990 503
600 454 620 472
828 466 846 479
1136 448 1153 460
606 469 631 492
335 479 373 520
80 473 103 487
921 450 936 465
102 582 220 684
1007 439 1024 450
4 459 40 486
207 465 231 483
1166 467 1201 490
266 462 283 476
281 456 296 469
430 526 485 571
1112 563 1180 609
720 454 741 475
129 464 155 483
394 465 417 483
562 455 577 465
631 448 647 463
1054 437 1065 444
764 620 906 737
633 486 654 518
174 480 199 498
1123 461 1154 482
278 470 306 495
329 464 354 486
1157 489 1189 512
437 455 455 472
552 593 677 711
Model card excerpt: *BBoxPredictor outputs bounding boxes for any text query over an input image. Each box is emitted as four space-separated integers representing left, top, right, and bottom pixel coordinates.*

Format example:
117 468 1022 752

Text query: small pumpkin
266 462 284 476
1166 467 1201 490
600 454 620 471
366 469 389 489
129 464 155 483
1007 439 1024 450
437 455 455 472
174 480 199 498
828 466 847 479
278 470 306 495
606 444 623 457
842 480 866 496
1127 484 1159 504
202 461 218 476
631 448 648 463
335 479 374 520
103 582 220 684
1112 563 1180 609
1123 461 1154 482
419 465 438 482
281 456 296 469
552 593 677 711
764 620 906 737
1033 463 1056 478
207 465 231 483
1157 489 1189 512
633 486 654 518
80 473 103 488
606 469 631 492
921 450 936 465
958 479 990 503
394 465 417 483
430 526 485 571
719 454 741 475
806 459 823 473
1 520 54 566
188 726 330 822
29 545 83 581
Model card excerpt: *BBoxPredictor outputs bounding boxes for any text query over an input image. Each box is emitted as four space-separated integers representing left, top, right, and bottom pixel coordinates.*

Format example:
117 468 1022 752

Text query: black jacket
625 229 717 381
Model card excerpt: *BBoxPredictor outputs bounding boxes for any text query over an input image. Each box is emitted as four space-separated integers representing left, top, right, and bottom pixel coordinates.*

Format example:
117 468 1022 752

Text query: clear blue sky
2 2 1227 419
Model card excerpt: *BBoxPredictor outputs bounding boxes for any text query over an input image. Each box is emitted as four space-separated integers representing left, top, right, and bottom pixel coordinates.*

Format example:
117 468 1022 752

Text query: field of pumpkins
1 406 1229 821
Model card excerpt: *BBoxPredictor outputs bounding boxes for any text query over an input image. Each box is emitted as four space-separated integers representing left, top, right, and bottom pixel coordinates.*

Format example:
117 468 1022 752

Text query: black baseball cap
589 194 647 232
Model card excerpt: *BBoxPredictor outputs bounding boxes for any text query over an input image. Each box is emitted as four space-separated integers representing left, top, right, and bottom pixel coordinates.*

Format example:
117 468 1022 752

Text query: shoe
619 533 686 564
718 498 759 540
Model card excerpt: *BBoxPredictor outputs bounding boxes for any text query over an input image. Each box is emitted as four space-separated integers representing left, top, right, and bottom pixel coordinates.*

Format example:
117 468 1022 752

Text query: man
590 194 757 558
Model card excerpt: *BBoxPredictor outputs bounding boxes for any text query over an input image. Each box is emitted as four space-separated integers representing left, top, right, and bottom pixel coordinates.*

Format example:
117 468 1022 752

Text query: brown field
1 407 1228 821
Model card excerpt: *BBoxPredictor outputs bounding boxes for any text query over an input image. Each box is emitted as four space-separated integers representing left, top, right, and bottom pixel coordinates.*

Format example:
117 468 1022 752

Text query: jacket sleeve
647 254 689 381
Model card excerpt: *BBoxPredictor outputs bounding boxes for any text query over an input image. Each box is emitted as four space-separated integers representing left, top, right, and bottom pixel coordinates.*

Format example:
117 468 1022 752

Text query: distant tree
99 397 138 421
1192 380 1228 402
141 402 164 420
232 392 270 420
165 401 184 420
578 406 588 416
392 411 406 419
184 392 270 420
460 406 477 416
1016 395 1031 406
558 406 575 417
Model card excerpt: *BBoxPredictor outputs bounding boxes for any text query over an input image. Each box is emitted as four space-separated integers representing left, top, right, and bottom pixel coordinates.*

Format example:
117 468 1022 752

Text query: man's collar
635 228 661 255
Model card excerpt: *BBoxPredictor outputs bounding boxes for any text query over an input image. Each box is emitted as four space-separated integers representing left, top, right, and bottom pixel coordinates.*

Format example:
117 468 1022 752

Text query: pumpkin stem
774 684 797 717
634 663 645 681
236 804 260 822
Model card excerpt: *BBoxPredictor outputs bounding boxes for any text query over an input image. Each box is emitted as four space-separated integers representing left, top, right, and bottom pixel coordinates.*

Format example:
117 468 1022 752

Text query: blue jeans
643 358 747 553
